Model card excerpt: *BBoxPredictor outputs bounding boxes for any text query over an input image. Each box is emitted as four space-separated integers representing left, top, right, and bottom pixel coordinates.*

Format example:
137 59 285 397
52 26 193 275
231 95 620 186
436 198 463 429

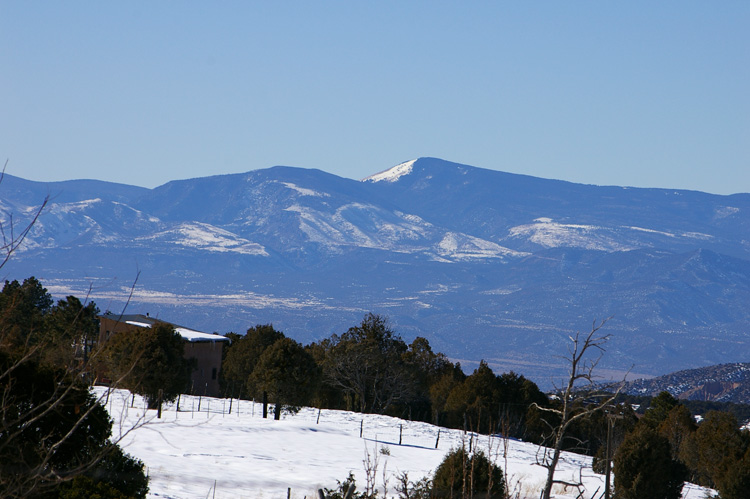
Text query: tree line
4 275 750 498
219 313 549 439
221 314 750 499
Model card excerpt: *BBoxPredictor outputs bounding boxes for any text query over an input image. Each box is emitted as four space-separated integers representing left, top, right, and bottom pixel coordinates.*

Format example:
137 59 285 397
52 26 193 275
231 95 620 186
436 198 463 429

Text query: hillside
622 363 750 404
99 387 710 499
3 158 749 384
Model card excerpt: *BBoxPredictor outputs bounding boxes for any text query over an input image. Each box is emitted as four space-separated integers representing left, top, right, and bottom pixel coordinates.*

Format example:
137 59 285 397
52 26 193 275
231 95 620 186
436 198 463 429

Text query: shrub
432 447 505 498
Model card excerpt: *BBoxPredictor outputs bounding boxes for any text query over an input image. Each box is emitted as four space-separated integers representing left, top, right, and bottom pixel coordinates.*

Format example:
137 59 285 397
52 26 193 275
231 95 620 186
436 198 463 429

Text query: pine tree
102 322 192 409
247 337 320 419
639 391 680 430
613 425 686 499
680 410 747 488
220 324 285 398
657 404 696 460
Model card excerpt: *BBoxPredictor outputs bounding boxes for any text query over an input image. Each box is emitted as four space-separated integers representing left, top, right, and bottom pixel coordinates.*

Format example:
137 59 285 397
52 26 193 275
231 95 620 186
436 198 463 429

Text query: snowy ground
96 387 711 499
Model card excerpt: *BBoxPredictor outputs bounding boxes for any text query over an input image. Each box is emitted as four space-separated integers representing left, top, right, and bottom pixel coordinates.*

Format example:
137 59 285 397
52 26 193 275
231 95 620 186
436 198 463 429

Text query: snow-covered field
96 388 711 499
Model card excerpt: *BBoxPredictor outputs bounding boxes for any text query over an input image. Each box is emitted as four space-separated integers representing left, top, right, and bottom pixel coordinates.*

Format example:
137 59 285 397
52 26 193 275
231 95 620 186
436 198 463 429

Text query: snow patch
715 206 740 218
173 327 230 343
681 231 713 240
139 223 268 256
285 203 433 252
280 182 330 198
627 226 677 237
53 198 103 213
509 219 635 251
437 232 528 260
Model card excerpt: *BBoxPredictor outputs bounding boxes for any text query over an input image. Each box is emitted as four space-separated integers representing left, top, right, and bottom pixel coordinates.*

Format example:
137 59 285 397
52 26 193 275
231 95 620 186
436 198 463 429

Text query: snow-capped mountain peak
362 159 416 183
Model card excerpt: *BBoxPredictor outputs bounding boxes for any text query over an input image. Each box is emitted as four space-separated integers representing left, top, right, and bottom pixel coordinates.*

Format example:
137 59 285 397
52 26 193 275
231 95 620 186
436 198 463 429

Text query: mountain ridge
2 158 748 385
622 363 750 404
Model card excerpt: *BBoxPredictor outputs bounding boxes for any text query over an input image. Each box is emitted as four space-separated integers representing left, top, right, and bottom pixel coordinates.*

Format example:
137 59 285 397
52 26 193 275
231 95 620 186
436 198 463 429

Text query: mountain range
3 158 749 386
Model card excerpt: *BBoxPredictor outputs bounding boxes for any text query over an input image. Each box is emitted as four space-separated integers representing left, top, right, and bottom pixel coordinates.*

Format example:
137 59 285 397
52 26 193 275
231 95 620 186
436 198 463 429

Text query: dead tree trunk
533 318 626 499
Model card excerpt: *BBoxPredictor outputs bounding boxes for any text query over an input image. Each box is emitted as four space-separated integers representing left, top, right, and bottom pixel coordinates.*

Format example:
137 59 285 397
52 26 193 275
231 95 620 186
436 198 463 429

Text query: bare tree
532 318 625 499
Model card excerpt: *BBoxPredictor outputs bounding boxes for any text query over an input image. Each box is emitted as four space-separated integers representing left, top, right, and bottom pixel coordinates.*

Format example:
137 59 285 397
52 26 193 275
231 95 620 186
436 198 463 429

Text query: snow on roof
122 319 229 343
125 321 152 328
173 327 230 343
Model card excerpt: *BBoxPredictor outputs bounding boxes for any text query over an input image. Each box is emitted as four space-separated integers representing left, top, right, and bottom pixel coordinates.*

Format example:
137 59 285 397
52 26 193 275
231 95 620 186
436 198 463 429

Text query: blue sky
2 2 748 194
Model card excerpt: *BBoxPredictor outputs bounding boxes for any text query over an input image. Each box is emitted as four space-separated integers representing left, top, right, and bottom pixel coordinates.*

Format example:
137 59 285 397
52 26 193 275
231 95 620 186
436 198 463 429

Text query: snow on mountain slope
283 202 427 251
285 201 522 261
506 218 716 252
100 387 711 499
507 218 637 251
437 232 528 260
138 222 268 256
20 198 163 251
279 181 331 198
362 159 416 183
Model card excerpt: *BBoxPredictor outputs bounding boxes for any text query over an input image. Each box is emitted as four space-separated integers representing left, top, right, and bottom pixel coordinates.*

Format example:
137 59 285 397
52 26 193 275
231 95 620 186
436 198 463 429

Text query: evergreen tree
428 366 466 427
401 336 456 422
103 322 192 409
445 360 500 433
43 296 100 372
657 404 696 460
613 425 686 499
221 324 284 398
639 391 680 430
57 445 148 499
0 350 148 498
247 337 320 419
322 313 411 414
0 277 53 352
715 447 750 499
680 410 747 488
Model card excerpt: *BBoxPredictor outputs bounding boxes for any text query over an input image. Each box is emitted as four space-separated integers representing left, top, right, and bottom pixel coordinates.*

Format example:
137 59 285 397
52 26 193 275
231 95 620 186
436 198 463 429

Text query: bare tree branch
533 318 627 499
0 160 50 271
